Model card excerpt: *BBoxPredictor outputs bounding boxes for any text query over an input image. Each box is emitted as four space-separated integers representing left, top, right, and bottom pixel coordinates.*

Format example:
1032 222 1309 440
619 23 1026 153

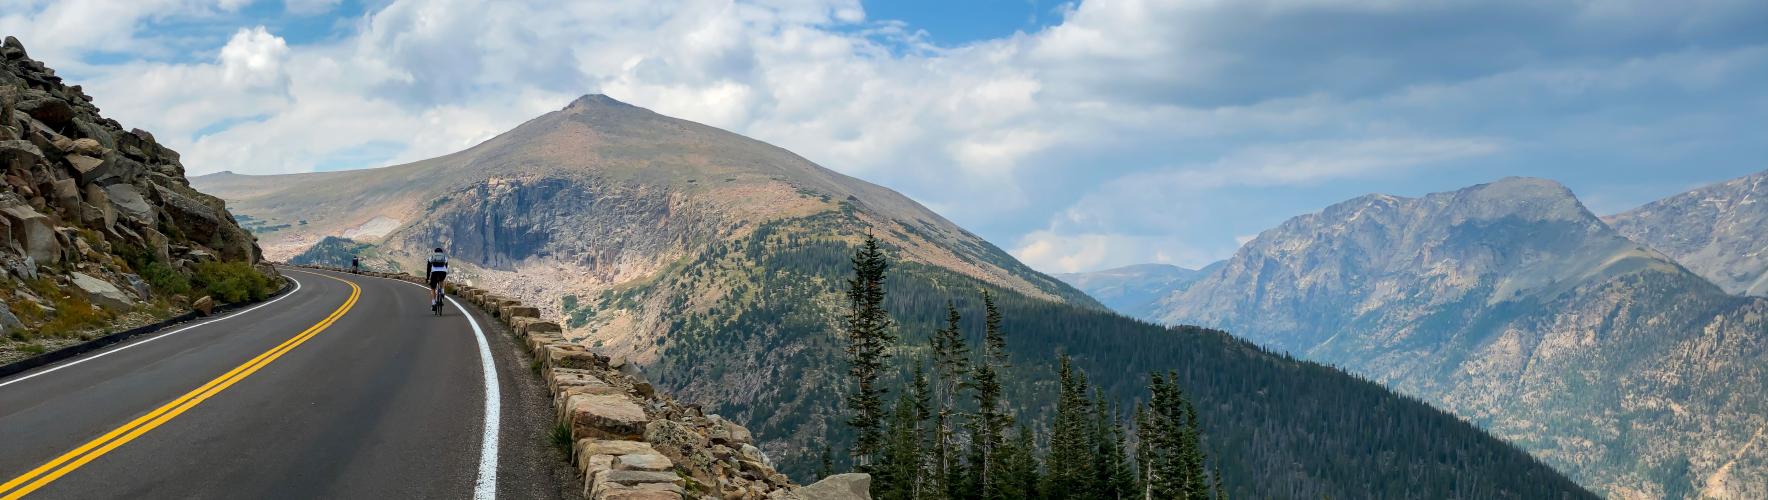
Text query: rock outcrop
0 37 269 340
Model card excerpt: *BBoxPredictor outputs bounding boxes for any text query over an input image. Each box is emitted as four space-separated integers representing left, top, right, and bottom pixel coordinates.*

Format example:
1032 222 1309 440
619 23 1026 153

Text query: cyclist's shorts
428 271 447 288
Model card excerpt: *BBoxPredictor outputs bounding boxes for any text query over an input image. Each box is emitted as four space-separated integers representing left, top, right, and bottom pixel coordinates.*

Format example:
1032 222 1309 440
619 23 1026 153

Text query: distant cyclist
426 248 449 310
351 256 360 274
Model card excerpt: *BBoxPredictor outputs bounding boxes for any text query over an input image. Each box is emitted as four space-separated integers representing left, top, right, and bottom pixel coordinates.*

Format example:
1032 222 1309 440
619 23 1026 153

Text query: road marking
0 274 360 500
451 295 501 500
346 271 501 499
0 275 306 390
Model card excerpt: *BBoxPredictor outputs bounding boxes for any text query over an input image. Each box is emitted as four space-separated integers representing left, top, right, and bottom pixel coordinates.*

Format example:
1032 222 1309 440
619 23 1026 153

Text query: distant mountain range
1607 170 1768 297
1076 174 1768 498
1053 262 1217 315
192 96 1590 497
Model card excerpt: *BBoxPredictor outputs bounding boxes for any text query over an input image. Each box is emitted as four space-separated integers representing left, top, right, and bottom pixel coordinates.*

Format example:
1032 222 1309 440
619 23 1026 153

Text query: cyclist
426 248 449 308
351 256 360 274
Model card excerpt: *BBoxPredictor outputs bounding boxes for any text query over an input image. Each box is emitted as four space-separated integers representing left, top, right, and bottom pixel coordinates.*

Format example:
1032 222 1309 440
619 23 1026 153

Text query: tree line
837 235 1226 499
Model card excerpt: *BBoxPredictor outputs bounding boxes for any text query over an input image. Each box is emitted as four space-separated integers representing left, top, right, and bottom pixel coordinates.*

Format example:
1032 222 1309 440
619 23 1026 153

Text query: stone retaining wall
302 266 868 500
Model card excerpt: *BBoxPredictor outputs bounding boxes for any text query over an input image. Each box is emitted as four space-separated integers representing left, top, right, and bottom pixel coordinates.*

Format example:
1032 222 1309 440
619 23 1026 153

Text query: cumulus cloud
4 0 1764 273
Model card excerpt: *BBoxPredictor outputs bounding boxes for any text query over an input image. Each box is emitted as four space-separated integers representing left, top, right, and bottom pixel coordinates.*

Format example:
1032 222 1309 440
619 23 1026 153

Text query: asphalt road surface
0 267 575 499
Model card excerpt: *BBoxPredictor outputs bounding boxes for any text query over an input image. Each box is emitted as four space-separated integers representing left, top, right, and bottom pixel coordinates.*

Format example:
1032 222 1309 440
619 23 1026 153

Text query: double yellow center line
0 274 360 499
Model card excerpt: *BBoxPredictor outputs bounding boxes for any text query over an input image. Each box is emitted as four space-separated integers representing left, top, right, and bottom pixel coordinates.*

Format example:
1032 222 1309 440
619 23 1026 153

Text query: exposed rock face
1606 169 1768 297
0 37 268 336
1152 177 1768 498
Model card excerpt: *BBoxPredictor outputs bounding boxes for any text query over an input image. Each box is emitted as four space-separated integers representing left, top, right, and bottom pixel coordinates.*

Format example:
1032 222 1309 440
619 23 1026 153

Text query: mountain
1054 262 1215 315
1 37 271 360
1606 169 1768 297
1151 177 1768 498
197 97 1592 497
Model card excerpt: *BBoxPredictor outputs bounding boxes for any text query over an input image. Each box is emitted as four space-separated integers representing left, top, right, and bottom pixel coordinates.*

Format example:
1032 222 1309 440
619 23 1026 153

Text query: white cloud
5 0 1764 273
219 26 288 88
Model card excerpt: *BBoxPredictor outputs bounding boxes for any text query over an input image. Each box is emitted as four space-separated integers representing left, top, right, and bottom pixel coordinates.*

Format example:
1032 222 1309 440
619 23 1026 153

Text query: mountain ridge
1141 175 1768 498
1605 168 1768 297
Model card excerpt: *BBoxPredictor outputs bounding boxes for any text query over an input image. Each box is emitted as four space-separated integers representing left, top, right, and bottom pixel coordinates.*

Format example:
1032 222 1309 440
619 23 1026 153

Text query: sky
3 0 1766 273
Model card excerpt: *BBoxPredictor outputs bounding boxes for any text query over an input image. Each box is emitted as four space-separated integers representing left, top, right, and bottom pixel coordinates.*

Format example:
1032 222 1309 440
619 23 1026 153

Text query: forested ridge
606 211 1593 498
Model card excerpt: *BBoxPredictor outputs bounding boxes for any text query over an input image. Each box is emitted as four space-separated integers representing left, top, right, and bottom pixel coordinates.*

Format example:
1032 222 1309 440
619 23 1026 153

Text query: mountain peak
564 93 638 111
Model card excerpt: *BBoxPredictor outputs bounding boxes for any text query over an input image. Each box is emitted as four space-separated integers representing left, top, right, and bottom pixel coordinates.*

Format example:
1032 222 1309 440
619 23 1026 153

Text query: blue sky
3 0 1765 273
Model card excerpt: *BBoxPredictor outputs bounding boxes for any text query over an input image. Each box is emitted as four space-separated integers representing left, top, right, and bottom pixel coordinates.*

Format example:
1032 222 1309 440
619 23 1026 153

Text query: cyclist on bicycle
351 256 360 274
427 248 449 306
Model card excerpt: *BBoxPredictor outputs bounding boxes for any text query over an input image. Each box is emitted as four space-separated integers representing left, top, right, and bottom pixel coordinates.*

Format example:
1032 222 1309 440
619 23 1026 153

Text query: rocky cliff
1606 168 1768 297
1152 177 1768 498
0 37 269 359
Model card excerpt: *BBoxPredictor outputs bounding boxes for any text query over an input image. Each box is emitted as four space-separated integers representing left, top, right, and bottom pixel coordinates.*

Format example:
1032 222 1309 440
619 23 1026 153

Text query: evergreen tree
1093 390 1136 500
912 361 935 500
818 442 834 480
1045 356 1096 497
878 393 925 500
929 303 970 500
996 425 1042 500
1135 372 1214 499
967 292 1012 499
841 234 896 467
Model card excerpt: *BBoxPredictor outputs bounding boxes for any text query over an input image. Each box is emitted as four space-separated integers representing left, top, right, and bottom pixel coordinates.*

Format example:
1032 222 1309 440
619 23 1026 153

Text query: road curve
0 267 572 499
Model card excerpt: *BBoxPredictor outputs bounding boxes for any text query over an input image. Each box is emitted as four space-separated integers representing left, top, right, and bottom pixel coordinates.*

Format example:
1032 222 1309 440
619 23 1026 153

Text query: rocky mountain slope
1151 177 1768 498
0 37 270 359
197 97 1593 496
1606 169 1768 297
1054 262 1215 315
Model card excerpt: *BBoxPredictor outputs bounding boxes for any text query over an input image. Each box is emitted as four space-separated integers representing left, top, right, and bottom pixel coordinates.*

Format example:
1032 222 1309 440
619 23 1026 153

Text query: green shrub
192 261 273 303
140 262 192 295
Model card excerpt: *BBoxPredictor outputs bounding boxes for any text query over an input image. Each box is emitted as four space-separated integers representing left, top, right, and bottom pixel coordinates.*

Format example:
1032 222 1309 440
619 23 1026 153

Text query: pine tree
1045 356 1096 497
967 291 1012 499
912 361 935 500
818 443 834 480
1134 372 1216 499
996 425 1042 500
929 303 969 500
841 234 896 467
1094 390 1136 500
878 393 924 500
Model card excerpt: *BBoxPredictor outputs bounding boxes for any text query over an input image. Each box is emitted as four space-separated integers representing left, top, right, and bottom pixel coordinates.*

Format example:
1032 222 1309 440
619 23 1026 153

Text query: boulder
13 89 73 128
1 139 41 173
710 419 752 445
0 302 22 333
798 474 871 500
64 154 109 185
69 138 103 156
602 470 684 487
102 184 154 224
70 272 134 309
566 393 650 440
50 178 78 212
0 200 59 264
193 295 214 316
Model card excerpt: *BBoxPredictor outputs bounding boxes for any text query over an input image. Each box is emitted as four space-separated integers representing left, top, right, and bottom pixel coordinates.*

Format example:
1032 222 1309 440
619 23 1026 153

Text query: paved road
0 267 574 499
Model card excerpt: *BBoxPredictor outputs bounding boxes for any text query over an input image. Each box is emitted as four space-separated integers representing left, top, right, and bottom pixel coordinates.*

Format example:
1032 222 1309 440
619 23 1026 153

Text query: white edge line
337 270 500 498
0 273 306 390
453 294 501 500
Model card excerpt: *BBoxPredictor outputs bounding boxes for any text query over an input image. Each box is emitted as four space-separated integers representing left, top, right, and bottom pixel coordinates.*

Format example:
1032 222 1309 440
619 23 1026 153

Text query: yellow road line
0 274 361 499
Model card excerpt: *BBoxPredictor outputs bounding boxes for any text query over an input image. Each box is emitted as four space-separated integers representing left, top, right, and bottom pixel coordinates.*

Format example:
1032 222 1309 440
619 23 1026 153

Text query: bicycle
431 283 445 315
